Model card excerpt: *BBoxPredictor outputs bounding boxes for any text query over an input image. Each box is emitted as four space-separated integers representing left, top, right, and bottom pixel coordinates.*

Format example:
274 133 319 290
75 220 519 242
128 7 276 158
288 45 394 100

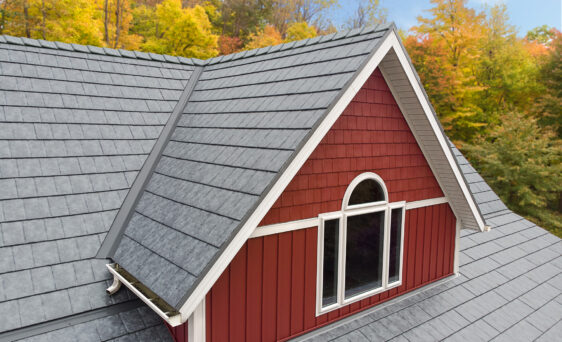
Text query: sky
330 0 562 36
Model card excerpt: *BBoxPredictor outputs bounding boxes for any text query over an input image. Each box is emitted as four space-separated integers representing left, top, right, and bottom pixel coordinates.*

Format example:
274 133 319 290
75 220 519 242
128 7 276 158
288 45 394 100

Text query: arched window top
343 173 388 209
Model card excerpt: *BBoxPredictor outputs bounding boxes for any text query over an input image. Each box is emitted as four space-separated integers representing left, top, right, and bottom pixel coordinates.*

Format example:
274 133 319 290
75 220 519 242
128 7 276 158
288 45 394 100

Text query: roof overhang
173 28 487 322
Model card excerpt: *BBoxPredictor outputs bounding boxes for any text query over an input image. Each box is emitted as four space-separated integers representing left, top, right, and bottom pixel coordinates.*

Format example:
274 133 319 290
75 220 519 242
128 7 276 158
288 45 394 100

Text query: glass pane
388 208 403 284
322 219 339 307
348 179 385 206
345 211 385 298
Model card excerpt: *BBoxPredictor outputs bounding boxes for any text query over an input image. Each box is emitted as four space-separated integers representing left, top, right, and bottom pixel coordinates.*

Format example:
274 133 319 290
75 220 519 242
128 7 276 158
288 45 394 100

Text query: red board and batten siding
205 204 456 342
170 68 456 342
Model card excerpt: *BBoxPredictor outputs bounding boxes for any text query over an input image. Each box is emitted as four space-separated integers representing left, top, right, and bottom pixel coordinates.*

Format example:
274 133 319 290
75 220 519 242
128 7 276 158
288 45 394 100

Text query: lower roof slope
0 37 195 336
295 143 562 342
112 25 393 309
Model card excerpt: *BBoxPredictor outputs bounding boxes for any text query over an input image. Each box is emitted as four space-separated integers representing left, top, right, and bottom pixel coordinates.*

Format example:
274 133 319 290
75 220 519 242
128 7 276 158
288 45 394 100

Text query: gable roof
0 23 490 334
100 23 487 324
0 35 195 337
294 143 562 342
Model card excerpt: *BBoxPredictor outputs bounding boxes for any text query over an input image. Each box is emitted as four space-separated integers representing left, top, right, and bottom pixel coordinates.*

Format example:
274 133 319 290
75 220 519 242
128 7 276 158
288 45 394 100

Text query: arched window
343 172 388 208
317 173 405 314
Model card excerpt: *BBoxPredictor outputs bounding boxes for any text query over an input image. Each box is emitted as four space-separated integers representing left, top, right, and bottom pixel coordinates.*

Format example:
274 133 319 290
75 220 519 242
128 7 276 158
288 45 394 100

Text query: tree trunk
40 0 46 39
0 0 6 35
114 0 121 48
23 0 30 38
104 0 109 45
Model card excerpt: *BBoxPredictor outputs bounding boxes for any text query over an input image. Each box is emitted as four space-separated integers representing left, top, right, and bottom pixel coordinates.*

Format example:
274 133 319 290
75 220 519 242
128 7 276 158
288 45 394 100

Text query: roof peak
0 22 394 66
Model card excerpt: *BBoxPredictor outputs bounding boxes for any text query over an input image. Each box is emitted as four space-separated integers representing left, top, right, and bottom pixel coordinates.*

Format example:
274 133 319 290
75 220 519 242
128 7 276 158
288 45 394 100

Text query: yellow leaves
139 0 218 58
285 22 317 42
245 25 283 50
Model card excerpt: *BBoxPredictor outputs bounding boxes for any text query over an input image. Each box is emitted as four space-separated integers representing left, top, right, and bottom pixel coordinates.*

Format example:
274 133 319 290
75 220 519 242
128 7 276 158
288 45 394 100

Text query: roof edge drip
96 66 204 258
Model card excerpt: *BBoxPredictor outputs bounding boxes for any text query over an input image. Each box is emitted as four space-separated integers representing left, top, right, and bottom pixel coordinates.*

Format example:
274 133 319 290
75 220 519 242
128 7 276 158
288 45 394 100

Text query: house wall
204 203 455 342
169 68 457 342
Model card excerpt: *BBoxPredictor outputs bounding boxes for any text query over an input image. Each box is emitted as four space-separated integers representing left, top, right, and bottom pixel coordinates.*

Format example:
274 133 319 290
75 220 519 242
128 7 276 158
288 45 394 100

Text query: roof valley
97 66 205 259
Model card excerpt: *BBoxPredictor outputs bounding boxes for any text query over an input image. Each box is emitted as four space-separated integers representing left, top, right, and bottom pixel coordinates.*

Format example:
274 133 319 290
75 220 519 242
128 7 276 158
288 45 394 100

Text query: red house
99 23 486 342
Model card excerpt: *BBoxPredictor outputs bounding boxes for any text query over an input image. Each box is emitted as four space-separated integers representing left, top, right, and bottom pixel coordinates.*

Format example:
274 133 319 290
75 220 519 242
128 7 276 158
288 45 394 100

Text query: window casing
316 173 406 315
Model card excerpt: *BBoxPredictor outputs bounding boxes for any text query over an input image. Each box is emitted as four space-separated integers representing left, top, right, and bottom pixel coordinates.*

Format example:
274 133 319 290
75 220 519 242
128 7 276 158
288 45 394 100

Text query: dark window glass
348 179 385 206
388 208 403 284
322 219 339 307
345 211 385 298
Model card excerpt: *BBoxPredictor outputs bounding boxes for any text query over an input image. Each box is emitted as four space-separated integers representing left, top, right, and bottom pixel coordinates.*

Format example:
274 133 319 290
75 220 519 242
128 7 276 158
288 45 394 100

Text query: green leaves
465 112 562 234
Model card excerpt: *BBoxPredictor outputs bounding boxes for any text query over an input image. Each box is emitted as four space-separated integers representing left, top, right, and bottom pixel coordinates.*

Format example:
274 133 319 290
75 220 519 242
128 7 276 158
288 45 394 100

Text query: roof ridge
0 34 203 66
0 22 394 67
205 22 395 65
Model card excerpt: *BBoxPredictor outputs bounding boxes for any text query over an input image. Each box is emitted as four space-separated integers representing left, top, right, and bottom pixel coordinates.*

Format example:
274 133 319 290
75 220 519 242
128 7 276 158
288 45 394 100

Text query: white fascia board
382 33 486 232
177 30 397 321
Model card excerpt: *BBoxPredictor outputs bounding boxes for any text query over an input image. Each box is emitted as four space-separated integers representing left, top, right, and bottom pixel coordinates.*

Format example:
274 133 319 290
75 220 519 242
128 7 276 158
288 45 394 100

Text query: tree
527 25 557 45
474 4 542 121
102 0 140 49
345 0 387 29
220 0 273 40
464 112 562 235
140 0 218 58
535 29 562 136
285 21 316 42
217 34 243 54
245 24 282 50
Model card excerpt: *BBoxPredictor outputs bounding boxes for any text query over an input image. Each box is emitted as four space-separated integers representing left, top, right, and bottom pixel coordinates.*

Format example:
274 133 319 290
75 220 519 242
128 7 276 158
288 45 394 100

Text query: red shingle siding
260 68 443 227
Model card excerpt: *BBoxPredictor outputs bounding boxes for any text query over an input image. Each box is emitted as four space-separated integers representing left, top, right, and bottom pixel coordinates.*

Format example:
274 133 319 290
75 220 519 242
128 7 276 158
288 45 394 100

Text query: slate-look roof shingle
295 144 562 342
111 25 392 308
0 25 560 342
0 34 194 339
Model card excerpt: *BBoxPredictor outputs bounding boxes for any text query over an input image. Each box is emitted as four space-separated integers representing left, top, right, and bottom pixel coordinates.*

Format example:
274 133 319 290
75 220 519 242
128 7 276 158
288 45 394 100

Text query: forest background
1 0 560 235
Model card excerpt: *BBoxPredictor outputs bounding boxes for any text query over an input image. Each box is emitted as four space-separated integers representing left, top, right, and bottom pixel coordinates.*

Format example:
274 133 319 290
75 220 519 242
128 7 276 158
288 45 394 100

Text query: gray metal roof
294 143 562 342
0 35 195 339
111 24 394 309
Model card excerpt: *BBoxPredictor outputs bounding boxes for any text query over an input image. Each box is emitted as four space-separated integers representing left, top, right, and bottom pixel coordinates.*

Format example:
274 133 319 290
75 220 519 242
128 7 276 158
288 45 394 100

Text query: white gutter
105 263 183 326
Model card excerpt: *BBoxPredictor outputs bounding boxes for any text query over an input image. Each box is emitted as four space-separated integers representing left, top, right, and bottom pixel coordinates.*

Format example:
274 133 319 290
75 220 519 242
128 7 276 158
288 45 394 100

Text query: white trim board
249 197 449 238
176 28 485 321
187 298 206 342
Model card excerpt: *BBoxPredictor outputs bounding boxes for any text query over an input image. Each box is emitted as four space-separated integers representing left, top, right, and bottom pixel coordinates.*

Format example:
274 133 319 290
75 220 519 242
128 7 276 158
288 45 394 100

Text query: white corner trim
405 197 448 210
106 264 183 326
250 217 319 238
177 30 396 321
382 33 485 232
454 219 461 274
188 298 206 342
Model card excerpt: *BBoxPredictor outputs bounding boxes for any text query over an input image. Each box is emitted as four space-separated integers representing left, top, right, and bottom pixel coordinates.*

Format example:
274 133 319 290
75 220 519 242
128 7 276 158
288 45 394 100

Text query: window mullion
383 206 391 289
338 214 347 306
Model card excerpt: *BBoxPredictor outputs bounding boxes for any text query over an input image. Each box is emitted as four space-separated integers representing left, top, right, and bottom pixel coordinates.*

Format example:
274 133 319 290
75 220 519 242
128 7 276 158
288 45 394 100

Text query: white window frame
316 173 406 316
